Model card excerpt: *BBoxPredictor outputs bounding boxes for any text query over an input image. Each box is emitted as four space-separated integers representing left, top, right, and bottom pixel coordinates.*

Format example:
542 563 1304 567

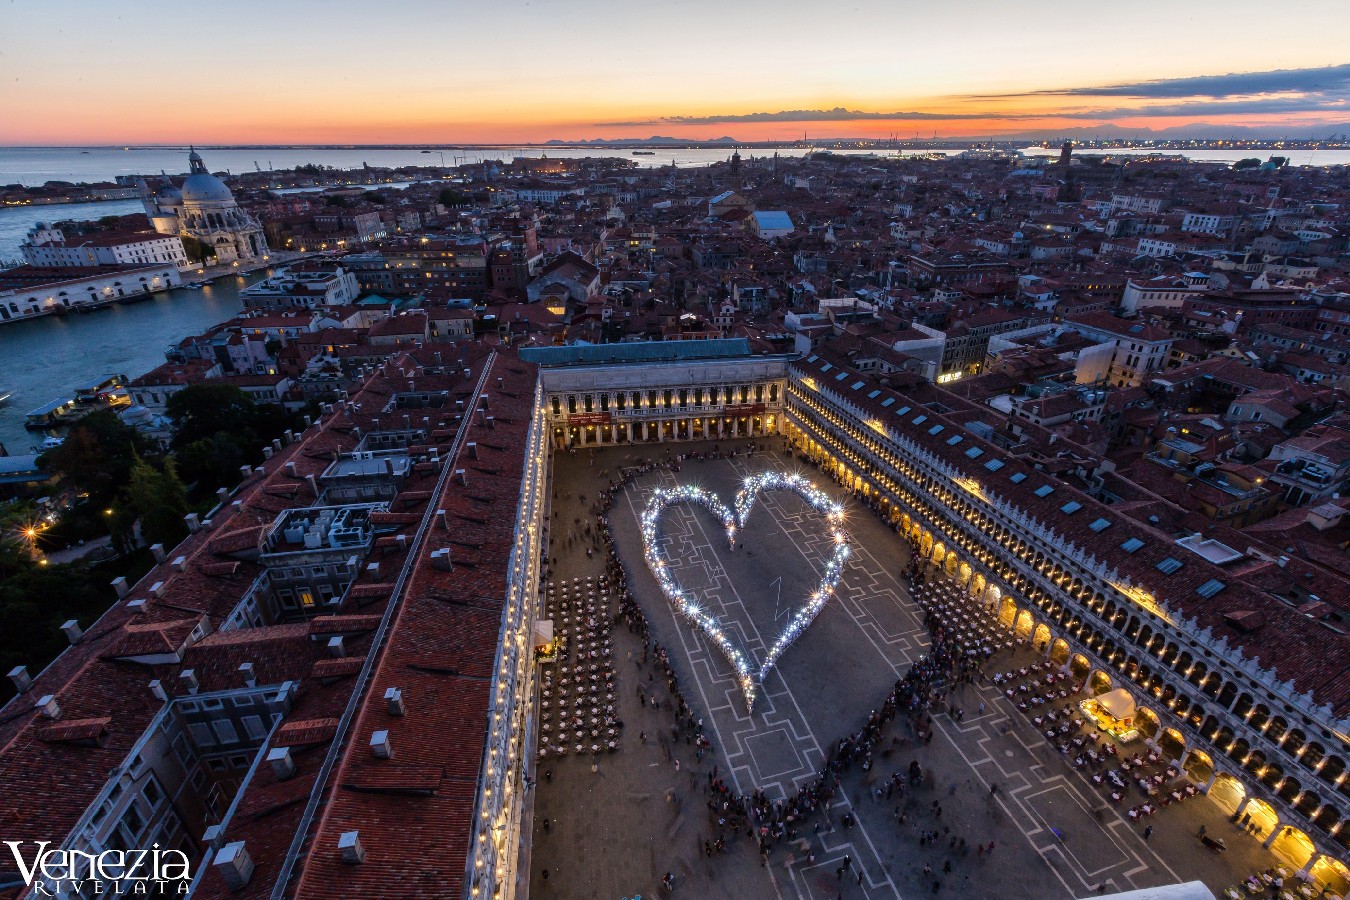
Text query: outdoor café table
1223 891 1240 900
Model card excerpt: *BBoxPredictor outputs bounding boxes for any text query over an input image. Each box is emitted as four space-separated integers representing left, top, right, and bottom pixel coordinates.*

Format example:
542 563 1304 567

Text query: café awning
1097 688 1136 721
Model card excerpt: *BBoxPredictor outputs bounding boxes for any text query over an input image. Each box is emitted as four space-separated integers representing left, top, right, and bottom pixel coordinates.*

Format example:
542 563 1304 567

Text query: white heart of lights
640 472 850 712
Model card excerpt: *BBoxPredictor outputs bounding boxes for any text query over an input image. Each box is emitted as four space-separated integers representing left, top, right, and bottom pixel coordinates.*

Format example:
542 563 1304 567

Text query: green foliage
0 550 154 703
38 409 147 504
165 384 302 494
181 234 213 263
123 456 189 549
438 187 469 207
325 195 348 207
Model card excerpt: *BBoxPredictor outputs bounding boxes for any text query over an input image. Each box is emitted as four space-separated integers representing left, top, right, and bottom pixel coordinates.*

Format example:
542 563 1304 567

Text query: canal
0 272 268 455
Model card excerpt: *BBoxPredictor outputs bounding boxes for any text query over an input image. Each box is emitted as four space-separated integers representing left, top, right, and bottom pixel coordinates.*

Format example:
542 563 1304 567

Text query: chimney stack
150 543 166 563
61 620 83 644
172 556 188 572
238 662 256 687
8 666 32 694
149 679 168 702
179 669 199 695
436 509 448 530
217 487 230 504
214 842 255 890
467 442 478 459
35 695 61 720
184 512 201 533
370 730 393 759
384 687 405 716
111 576 130 597
338 831 366 865
327 635 346 658
267 747 296 780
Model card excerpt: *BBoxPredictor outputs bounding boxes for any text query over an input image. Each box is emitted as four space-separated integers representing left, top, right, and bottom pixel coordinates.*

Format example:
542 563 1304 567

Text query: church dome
180 172 234 203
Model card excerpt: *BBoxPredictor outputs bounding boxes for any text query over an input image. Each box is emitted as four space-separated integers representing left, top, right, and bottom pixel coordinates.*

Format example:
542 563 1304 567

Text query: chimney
184 511 201 533
284 429 295 443
455 468 467 485
238 662 256 687
217 487 230 504
172 555 188 572
366 562 380 580
486 415 495 429
395 534 408 553
61 619 83 644
370 730 393 759
338 831 366 865
436 509 448 530
239 465 253 480
384 687 405 716
111 576 130 597
267 746 295 780
272 438 282 452
262 446 273 460
149 679 168 702
306 474 319 497
35 695 61 720
327 635 346 658
150 581 167 599
8 666 32 694
179 669 199 695
127 598 148 613
214 842 255 890
150 543 166 563
467 442 478 459
430 548 454 571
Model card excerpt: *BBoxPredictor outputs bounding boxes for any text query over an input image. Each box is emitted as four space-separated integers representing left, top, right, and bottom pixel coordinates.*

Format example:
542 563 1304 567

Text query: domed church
142 148 268 264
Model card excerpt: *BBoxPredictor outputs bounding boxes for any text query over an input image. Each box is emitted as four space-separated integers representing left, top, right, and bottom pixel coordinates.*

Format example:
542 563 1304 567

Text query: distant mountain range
979 122 1350 141
544 123 1350 145
543 136 740 145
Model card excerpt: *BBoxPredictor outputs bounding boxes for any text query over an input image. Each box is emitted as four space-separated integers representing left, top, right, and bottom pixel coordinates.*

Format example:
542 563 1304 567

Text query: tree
38 409 146 502
123 456 188 549
438 187 469 207
166 384 263 449
176 432 248 490
181 234 213 263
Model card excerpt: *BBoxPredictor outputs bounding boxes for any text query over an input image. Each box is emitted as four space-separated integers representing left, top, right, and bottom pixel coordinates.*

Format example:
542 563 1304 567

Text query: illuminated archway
1309 857 1350 896
1269 826 1315 870
920 532 934 556
1069 654 1090 679
1088 670 1113 696
1208 773 1246 816
932 541 946 564
957 561 972 587
971 573 986 599
1014 610 1035 641
1242 798 1279 841
999 597 1017 629
1158 727 1186 761
1032 623 1052 653
943 552 959 578
1136 707 1160 740
1183 749 1213 784
1049 639 1070 666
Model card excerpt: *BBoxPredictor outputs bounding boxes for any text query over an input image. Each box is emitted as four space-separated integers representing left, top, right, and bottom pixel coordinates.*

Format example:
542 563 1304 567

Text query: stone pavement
526 442 1283 899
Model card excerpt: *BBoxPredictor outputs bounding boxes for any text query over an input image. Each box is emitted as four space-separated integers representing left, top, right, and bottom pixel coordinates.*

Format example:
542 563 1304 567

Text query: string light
640 472 850 712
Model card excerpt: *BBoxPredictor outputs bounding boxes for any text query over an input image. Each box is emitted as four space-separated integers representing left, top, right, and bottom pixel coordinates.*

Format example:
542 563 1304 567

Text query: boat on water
632 150 656 155
0 391 12 406
24 397 79 431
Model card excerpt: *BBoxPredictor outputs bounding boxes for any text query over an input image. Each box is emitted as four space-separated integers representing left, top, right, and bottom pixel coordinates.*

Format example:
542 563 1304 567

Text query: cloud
984 63 1350 100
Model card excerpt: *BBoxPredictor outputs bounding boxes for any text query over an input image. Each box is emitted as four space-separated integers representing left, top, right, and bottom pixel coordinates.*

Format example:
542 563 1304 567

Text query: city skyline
2 0 1348 145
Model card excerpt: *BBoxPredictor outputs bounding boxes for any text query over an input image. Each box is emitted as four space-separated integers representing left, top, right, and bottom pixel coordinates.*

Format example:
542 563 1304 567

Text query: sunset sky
2 0 1348 145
